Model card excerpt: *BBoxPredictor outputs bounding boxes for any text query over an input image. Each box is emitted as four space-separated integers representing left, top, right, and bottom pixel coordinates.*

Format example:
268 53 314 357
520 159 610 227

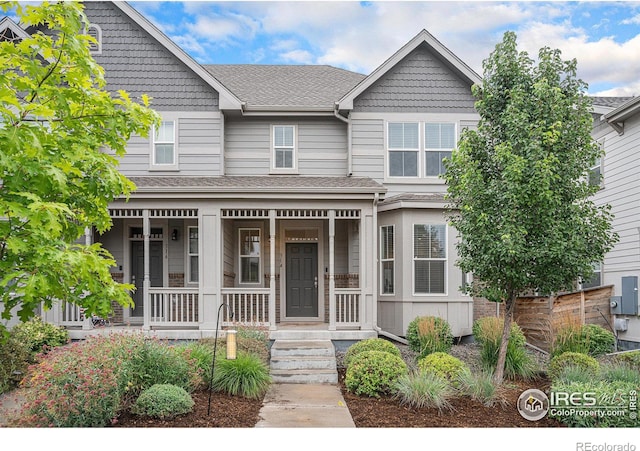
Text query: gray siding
351 118 385 180
224 117 348 176
353 43 476 113
84 2 218 111
114 116 222 176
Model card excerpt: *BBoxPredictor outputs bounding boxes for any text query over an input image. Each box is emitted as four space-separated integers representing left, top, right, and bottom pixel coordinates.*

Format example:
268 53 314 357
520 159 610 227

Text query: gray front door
131 241 163 317
286 243 318 317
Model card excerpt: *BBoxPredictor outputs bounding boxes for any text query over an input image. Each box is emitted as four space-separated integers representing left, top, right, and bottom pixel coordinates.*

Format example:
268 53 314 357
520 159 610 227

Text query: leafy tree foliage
0 2 159 330
443 32 617 382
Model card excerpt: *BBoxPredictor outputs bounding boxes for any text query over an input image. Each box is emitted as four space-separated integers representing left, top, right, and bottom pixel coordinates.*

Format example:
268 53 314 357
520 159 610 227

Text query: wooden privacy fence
513 286 614 351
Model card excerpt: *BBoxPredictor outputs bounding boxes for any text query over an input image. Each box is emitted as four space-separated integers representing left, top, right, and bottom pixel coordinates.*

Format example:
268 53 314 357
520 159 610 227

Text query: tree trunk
492 294 517 384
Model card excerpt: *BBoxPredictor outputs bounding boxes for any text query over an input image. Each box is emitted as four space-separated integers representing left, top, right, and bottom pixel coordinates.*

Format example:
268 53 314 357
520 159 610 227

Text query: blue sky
129 1 640 96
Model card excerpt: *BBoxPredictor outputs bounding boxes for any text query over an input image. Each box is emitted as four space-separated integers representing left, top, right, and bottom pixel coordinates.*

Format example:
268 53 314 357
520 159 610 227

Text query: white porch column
199 207 221 330
142 209 151 330
329 210 336 331
81 226 94 329
269 210 277 330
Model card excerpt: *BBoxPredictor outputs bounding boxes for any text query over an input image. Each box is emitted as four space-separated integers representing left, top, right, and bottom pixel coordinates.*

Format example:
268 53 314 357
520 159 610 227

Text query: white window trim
424 122 456 178
86 24 102 55
239 227 262 285
187 225 198 284
412 223 448 296
387 121 420 179
150 119 179 171
271 124 298 174
380 225 395 296
588 138 605 189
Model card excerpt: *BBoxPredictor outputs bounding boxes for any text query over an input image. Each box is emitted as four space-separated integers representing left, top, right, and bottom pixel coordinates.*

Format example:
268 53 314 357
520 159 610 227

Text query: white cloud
280 49 314 64
621 14 640 25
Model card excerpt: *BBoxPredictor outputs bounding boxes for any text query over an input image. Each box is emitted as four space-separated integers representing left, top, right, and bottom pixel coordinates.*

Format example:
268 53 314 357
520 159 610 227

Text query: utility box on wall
611 276 638 315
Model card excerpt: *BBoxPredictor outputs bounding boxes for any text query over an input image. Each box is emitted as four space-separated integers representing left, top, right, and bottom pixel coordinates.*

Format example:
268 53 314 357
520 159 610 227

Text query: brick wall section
110 272 124 324
169 273 185 288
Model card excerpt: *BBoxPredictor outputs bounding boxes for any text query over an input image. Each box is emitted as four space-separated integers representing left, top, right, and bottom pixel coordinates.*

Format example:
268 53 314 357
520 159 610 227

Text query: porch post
81 227 94 329
142 209 151 330
329 210 336 330
269 210 276 330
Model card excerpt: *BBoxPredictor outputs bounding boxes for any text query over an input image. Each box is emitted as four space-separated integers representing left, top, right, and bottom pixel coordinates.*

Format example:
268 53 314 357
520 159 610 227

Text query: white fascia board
337 29 482 111
605 96 640 123
112 2 243 111
0 16 30 40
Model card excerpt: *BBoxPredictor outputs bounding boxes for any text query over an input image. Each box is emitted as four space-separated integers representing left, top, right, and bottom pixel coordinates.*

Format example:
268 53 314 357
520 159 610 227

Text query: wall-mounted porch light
171 229 178 241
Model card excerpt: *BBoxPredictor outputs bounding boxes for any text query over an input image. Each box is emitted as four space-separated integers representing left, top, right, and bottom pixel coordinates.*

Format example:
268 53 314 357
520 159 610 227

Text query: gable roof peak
337 28 481 111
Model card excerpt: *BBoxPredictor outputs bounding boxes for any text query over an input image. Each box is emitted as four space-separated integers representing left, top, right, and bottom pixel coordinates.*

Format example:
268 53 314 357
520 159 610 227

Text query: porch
49 203 378 341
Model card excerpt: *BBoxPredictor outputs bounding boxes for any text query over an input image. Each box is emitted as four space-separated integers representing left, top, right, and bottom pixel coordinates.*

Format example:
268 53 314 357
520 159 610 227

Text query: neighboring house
591 96 640 350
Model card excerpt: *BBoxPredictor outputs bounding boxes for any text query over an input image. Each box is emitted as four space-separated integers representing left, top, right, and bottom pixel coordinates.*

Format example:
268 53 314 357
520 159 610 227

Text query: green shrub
131 384 194 419
553 365 597 384
343 338 401 367
406 316 454 358
456 368 507 407
417 352 468 386
345 350 408 398
211 351 271 399
552 323 615 357
173 342 214 387
615 350 640 369
200 333 270 365
549 380 639 427
394 371 453 411
600 363 640 385
472 317 533 379
124 338 202 396
0 336 30 394
11 317 69 358
548 351 600 381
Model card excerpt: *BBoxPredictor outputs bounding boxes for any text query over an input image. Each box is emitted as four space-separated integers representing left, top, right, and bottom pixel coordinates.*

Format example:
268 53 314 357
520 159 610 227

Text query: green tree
0 1 159 332
443 32 617 383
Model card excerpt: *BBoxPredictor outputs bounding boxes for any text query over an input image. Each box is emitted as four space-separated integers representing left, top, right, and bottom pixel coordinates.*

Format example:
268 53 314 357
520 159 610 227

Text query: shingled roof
591 97 634 108
204 65 366 111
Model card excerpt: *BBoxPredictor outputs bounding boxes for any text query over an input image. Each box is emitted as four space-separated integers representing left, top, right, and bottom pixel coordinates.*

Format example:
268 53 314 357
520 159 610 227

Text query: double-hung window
588 139 604 188
388 122 419 177
413 224 446 294
425 123 455 176
239 228 261 284
581 262 602 290
273 125 296 171
187 227 199 283
380 225 395 295
153 120 176 167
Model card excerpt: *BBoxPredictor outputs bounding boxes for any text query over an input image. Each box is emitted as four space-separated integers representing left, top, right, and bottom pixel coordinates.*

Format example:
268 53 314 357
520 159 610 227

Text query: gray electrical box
616 276 639 315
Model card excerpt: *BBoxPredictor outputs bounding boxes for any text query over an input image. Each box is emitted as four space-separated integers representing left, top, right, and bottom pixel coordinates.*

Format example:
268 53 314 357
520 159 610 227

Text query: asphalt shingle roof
591 97 634 108
204 65 366 110
129 176 385 193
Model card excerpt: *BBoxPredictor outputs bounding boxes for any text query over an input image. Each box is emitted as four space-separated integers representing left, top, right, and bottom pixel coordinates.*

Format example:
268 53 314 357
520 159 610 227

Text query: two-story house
2 1 481 341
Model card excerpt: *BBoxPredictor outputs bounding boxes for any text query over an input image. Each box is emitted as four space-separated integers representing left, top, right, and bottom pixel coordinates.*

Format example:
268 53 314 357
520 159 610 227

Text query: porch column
199 207 221 331
142 209 151 330
269 210 276 330
329 210 336 331
81 227 94 329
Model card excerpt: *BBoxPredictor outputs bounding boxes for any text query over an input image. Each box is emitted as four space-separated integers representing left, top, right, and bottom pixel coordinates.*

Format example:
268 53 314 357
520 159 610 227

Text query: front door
131 241 164 318
286 243 318 317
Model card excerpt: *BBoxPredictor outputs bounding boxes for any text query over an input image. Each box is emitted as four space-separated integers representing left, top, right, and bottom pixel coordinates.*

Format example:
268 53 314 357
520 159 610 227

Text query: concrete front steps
269 340 338 384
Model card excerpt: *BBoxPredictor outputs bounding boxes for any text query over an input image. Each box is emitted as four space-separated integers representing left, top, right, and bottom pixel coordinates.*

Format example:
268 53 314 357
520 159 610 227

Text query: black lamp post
207 301 234 416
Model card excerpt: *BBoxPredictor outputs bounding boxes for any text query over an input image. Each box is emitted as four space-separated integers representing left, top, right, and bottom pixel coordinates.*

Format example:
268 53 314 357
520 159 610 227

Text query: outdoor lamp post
207 301 234 416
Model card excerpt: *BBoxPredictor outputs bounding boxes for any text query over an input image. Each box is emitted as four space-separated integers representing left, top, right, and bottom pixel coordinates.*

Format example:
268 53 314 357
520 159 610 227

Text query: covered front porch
50 199 379 341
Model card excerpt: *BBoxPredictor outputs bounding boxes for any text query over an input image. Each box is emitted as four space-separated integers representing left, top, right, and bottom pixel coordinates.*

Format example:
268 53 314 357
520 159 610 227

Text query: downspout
333 106 352 176
370 193 408 345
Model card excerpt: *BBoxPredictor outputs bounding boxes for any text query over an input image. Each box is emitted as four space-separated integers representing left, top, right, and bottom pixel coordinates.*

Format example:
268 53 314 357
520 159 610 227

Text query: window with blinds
388 122 419 177
425 123 455 176
380 225 394 295
413 224 446 294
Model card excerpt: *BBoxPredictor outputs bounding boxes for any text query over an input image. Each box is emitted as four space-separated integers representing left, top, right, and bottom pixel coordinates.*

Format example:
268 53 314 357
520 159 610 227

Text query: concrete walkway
255 383 356 428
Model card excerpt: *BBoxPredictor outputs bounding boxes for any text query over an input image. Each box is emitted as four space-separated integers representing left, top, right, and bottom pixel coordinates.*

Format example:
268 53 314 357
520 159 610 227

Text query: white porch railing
149 288 199 326
221 288 270 326
335 288 360 327
60 302 84 326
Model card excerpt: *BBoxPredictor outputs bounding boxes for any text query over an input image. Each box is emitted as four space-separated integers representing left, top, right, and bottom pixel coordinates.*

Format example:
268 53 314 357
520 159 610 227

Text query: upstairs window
588 140 604 188
425 123 455 176
273 125 296 171
388 122 419 177
152 120 176 168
